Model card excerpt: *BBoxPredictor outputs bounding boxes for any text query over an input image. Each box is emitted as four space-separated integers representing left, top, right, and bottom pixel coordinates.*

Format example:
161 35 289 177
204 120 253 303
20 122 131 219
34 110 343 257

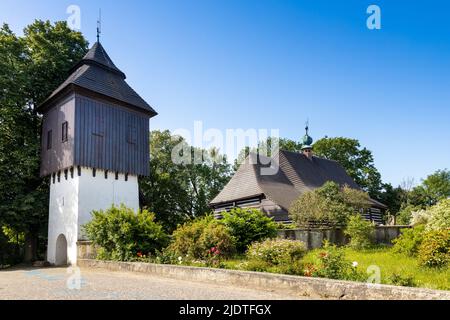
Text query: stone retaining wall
77 259 450 300
278 226 410 249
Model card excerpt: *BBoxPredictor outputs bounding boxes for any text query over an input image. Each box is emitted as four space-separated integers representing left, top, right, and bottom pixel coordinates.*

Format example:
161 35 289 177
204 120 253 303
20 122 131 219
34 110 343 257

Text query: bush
344 215 375 249
243 259 271 273
396 205 421 225
426 199 450 231
247 238 306 266
418 230 450 268
83 205 169 261
388 273 416 287
244 239 306 275
167 216 236 260
0 228 22 268
289 182 371 228
411 209 432 226
392 225 426 257
221 208 278 252
308 242 365 281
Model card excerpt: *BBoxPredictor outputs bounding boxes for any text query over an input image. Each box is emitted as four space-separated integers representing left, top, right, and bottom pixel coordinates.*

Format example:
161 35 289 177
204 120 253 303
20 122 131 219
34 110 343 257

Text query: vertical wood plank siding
74 94 150 176
40 95 76 177
40 93 150 177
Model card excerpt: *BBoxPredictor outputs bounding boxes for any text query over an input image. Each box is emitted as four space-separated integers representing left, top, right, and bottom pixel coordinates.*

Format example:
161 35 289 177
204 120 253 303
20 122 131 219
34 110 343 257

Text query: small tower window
93 116 105 137
127 125 137 144
62 121 68 142
47 130 53 150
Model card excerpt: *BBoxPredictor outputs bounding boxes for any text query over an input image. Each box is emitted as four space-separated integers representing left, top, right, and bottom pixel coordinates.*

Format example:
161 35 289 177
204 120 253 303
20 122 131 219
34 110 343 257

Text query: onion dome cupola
301 124 314 150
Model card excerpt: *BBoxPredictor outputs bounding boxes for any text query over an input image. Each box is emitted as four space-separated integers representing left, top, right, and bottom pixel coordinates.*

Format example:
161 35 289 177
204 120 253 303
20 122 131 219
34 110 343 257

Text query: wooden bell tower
37 41 157 265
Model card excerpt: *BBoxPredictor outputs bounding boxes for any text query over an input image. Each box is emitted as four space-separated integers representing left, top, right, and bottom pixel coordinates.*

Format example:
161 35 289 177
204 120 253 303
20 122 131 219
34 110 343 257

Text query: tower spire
301 119 313 153
96 9 102 43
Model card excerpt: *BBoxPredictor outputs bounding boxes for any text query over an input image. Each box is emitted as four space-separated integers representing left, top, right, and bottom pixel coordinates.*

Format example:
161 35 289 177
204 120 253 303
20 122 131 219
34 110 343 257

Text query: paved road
0 267 309 300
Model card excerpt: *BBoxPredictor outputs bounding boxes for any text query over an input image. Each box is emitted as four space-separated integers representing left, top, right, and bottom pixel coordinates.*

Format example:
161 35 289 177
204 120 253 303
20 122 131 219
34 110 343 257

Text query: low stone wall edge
77 259 450 300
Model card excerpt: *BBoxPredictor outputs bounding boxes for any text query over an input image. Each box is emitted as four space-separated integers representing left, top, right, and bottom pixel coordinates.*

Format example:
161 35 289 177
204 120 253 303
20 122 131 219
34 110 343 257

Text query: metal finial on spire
96 9 102 43
301 119 313 150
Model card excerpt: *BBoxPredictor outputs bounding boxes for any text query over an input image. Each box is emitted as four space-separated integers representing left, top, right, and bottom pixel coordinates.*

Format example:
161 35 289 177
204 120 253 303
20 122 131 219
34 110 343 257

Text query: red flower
137 251 143 257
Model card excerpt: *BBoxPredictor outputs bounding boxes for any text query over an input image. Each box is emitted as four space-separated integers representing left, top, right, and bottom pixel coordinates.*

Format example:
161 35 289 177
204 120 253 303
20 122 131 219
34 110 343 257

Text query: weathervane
96 9 102 42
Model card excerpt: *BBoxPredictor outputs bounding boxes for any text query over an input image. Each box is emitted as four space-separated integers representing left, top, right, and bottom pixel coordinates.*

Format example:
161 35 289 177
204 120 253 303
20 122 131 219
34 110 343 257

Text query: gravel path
0 266 310 300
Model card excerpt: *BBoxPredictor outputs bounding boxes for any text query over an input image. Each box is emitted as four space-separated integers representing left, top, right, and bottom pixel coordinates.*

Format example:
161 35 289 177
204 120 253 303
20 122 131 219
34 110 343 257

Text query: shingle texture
210 150 386 210
38 42 156 116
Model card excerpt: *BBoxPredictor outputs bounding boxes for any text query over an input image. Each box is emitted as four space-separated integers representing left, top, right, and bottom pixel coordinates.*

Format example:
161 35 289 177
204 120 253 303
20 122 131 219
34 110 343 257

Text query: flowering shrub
205 246 223 267
344 214 375 249
166 216 236 260
244 239 306 275
426 199 450 231
418 229 450 268
221 208 278 252
83 205 169 261
411 209 432 226
246 238 306 265
307 242 365 281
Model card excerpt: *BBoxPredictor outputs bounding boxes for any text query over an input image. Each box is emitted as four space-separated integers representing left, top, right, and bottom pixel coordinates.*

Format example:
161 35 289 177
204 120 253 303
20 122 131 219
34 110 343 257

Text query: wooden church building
210 127 387 224
37 41 156 265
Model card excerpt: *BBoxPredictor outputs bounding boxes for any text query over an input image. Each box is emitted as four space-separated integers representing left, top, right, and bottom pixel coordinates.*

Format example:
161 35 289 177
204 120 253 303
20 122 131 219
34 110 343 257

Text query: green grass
177 247 449 291
303 246 450 291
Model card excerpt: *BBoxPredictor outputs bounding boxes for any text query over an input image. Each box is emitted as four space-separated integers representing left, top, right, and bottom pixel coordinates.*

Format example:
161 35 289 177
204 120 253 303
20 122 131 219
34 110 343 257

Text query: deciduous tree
0 21 88 261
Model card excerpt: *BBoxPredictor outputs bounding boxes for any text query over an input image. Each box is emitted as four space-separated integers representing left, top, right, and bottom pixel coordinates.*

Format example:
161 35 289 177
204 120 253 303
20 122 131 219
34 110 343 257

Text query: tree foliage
0 21 88 260
409 170 450 207
313 137 383 199
140 130 232 232
289 181 371 227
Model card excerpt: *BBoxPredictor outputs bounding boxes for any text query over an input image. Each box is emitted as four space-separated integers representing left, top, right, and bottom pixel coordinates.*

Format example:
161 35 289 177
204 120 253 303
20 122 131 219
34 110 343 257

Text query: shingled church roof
210 150 386 210
37 42 157 116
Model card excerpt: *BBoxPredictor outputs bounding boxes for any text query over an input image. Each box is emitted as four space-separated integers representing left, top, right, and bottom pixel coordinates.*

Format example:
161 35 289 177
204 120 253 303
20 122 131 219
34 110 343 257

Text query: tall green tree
140 130 232 232
313 137 383 200
406 169 450 207
378 183 404 215
420 169 450 206
0 21 88 261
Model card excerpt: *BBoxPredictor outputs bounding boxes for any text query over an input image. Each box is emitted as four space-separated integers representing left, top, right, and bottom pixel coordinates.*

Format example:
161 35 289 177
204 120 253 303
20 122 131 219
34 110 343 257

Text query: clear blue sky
1 0 450 187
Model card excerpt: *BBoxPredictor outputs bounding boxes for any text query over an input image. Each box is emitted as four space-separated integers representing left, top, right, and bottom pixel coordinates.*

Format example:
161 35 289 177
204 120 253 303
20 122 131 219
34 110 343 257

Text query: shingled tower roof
37 42 157 116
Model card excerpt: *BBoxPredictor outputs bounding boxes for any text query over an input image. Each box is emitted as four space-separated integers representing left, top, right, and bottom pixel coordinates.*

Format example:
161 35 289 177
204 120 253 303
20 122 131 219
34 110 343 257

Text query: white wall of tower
47 167 139 265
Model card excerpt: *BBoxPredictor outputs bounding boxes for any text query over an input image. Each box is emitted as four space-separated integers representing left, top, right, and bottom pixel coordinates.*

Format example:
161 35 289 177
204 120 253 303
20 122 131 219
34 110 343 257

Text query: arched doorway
55 234 68 266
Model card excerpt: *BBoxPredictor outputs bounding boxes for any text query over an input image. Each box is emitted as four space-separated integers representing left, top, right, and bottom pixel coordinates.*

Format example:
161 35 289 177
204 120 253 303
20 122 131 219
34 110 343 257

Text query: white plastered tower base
47 167 139 265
